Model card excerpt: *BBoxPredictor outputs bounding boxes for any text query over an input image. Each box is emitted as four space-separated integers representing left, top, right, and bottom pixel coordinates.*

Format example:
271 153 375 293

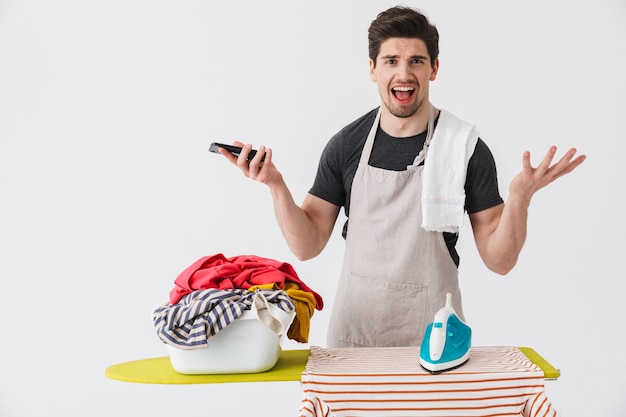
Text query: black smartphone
209 142 264 162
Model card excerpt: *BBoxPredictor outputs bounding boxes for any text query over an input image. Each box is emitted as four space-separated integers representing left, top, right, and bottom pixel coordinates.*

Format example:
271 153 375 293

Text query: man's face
369 37 439 119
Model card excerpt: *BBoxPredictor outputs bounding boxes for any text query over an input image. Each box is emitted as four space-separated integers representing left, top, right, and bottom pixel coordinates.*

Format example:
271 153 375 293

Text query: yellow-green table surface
105 346 559 385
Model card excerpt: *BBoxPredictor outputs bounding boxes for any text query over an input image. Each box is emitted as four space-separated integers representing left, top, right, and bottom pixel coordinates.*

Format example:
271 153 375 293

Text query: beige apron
326 105 464 348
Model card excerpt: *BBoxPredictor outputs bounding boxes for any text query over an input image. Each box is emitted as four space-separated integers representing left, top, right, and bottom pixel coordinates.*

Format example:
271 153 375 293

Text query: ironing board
105 349 311 384
298 346 559 417
104 346 558 384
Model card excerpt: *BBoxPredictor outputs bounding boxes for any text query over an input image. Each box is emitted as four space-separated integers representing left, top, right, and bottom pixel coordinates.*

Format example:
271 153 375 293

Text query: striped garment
152 288 294 349
299 345 559 417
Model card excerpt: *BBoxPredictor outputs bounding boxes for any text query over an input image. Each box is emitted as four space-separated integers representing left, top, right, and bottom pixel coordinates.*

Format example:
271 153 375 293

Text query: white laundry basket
165 310 282 375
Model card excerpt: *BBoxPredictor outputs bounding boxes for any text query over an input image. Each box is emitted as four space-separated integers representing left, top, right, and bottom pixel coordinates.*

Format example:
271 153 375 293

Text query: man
217 6 586 348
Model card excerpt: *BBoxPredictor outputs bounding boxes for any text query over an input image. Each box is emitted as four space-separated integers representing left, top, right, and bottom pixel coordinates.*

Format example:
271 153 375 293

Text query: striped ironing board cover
299 345 559 417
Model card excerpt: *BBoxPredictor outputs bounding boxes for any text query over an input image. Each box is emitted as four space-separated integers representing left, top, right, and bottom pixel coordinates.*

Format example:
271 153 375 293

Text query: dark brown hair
368 6 439 67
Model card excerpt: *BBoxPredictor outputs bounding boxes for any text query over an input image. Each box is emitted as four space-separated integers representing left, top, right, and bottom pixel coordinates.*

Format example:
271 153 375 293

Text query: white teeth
393 86 414 92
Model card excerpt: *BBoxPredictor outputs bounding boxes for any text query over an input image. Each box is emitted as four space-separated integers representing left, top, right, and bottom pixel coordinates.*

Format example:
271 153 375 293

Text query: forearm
490 197 529 273
269 180 332 261
474 194 530 275
220 143 340 261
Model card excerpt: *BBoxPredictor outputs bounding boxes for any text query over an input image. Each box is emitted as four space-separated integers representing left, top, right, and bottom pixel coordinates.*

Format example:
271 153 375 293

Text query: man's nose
396 62 413 81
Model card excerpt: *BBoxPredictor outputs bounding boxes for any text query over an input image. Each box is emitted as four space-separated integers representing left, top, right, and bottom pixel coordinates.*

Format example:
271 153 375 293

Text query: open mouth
391 86 415 103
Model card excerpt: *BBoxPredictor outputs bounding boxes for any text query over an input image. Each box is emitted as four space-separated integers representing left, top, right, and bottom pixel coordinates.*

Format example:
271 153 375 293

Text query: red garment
169 254 324 310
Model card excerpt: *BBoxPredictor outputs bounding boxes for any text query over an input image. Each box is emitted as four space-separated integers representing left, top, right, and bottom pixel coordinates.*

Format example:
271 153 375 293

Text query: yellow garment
249 282 315 343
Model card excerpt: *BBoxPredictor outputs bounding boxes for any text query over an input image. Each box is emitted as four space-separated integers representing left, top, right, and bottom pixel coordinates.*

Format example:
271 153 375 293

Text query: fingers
235 144 273 183
549 147 583 171
524 146 586 187
535 146 558 174
529 147 584 170
217 146 236 161
551 149 586 180
554 147 577 166
248 146 267 171
216 141 252 166
521 150 532 172
569 154 587 171
234 143 259 170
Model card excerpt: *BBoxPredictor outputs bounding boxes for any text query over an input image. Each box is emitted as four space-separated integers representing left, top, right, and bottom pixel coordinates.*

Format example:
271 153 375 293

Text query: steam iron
419 293 471 374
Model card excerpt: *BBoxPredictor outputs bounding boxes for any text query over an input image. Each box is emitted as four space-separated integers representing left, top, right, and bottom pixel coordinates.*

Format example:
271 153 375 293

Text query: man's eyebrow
379 54 428 61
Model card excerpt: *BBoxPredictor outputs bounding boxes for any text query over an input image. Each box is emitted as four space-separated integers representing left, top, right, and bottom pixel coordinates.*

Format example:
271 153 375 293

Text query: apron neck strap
411 103 434 166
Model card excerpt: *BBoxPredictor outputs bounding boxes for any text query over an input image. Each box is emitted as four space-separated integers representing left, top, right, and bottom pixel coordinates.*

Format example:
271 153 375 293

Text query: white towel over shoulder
421 109 479 233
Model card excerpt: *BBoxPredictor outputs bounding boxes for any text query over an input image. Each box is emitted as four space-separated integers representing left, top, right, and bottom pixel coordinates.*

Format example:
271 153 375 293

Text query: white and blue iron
419 293 472 373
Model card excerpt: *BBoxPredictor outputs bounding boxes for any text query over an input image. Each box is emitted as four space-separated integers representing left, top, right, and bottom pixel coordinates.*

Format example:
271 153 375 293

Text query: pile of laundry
152 254 323 350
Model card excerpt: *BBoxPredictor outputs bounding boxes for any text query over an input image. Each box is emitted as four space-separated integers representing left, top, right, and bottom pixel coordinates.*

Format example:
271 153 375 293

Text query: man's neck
379 103 439 138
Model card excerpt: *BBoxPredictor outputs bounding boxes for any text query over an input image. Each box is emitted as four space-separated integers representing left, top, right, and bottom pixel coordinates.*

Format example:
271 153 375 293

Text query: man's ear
430 58 439 81
369 59 377 82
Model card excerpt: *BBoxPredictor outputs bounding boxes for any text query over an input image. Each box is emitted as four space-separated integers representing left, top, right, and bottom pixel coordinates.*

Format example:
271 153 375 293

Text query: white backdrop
1 0 625 416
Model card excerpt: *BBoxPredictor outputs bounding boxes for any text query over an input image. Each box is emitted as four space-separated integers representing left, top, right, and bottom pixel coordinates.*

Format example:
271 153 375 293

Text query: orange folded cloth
249 282 316 343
